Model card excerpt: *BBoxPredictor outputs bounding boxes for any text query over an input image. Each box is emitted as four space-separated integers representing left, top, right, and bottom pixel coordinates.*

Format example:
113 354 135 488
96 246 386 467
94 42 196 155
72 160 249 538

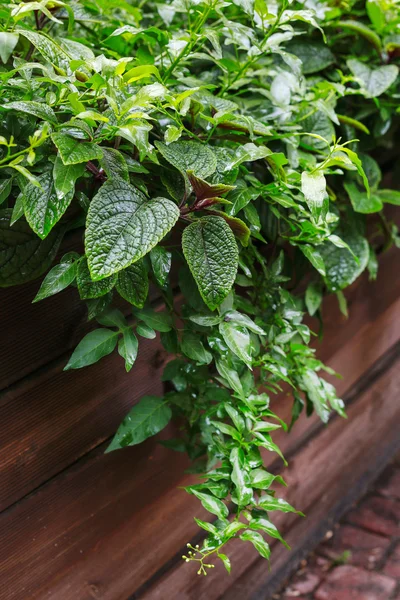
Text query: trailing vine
0 0 399 576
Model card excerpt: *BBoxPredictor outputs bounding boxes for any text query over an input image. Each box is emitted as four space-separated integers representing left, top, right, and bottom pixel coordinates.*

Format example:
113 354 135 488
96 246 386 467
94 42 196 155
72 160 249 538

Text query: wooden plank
0 284 399 599
0 335 168 512
141 346 400 600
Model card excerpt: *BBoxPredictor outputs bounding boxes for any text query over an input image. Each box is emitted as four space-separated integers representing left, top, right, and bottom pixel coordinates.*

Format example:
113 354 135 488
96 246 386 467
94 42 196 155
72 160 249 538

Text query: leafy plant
0 0 399 577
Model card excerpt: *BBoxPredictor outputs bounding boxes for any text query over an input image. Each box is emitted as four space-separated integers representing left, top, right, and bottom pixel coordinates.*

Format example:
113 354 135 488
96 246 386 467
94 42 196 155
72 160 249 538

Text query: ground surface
275 456 400 600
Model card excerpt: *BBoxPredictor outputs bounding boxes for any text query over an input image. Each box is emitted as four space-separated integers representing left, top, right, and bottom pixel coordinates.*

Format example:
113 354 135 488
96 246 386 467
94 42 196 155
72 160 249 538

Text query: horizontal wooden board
0 231 87 391
0 335 168 512
0 273 399 599
141 345 400 600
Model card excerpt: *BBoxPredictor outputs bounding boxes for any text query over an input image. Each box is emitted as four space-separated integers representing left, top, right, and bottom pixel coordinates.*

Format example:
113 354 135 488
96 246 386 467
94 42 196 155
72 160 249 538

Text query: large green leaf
3 101 57 124
77 258 116 299
64 328 119 370
156 141 217 179
85 177 179 280
347 59 399 98
319 228 369 291
33 259 77 302
116 261 148 308
106 396 172 451
52 133 103 165
0 209 63 286
23 172 73 239
286 41 334 74
16 28 71 68
182 216 238 311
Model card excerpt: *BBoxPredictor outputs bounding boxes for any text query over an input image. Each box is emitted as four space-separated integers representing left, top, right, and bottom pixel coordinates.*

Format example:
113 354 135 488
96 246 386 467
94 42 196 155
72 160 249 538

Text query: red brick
346 495 400 537
314 565 396 600
383 544 400 579
319 525 390 569
284 571 321 595
378 468 400 500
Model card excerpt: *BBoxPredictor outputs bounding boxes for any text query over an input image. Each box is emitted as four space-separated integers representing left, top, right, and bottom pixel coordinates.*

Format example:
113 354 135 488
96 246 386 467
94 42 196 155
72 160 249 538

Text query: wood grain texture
0 335 168 512
0 259 399 600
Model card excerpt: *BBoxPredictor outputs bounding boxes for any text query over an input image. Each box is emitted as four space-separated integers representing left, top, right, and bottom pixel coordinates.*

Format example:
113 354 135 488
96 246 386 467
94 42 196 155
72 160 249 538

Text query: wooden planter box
0 245 399 600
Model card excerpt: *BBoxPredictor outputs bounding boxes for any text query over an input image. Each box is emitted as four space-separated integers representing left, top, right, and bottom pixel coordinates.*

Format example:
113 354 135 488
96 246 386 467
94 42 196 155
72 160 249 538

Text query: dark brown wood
0 335 168 512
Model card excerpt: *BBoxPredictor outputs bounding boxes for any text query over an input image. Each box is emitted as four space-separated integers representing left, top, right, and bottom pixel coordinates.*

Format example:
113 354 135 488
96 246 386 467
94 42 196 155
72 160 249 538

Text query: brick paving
275 457 400 600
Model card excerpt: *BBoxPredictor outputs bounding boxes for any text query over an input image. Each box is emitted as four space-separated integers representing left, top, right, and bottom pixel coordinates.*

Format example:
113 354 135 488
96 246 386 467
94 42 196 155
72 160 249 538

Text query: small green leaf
33 260 77 302
0 32 19 64
0 178 12 206
240 530 270 559
150 246 171 288
116 261 148 308
219 320 252 367
249 517 289 549
106 396 171 452
300 245 326 276
218 553 231 574
135 307 172 332
305 281 323 316
64 328 119 370
136 322 157 339
182 216 239 311
118 328 139 372
52 132 103 165
249 468 284 490
319 228 369 291
85 177 179 280
301 171 327 221
186 488 229 521
258 494 304 515
230 447 253 506
344 182 382 214
181 331 212 364
378 189 400 206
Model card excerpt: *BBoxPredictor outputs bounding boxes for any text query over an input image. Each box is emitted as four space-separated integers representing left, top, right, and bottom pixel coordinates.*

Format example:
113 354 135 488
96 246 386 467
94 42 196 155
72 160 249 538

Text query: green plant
0 0 399 576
